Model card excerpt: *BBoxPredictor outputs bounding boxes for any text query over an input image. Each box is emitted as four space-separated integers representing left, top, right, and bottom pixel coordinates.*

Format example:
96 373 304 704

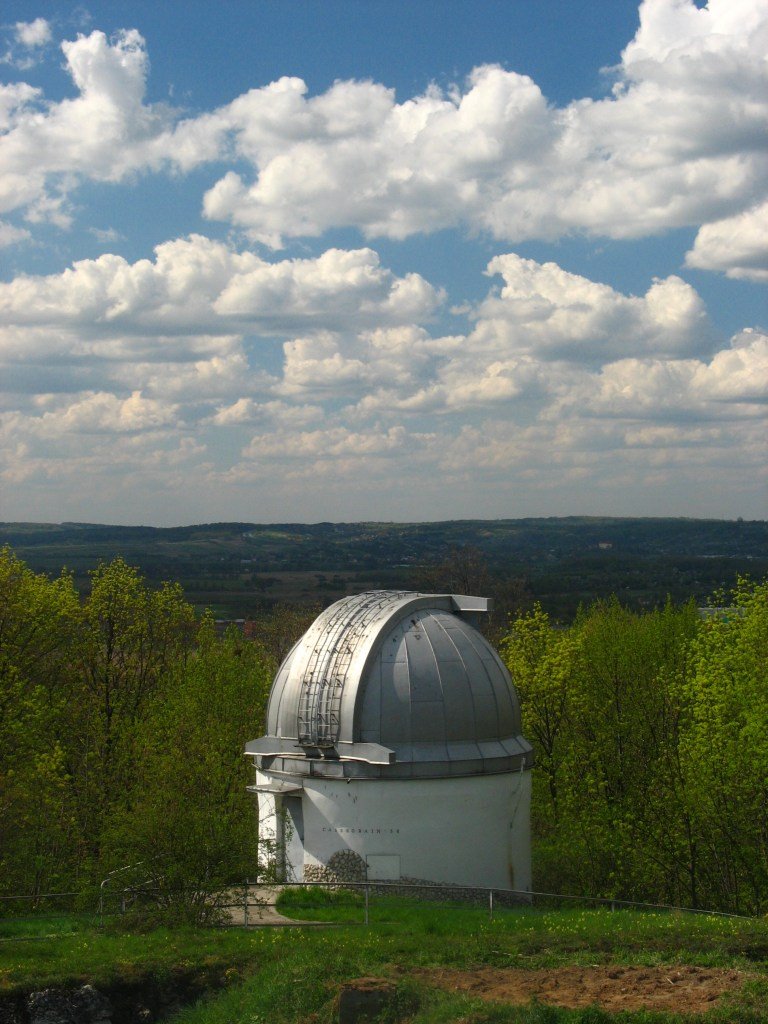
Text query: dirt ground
414 964 746 1013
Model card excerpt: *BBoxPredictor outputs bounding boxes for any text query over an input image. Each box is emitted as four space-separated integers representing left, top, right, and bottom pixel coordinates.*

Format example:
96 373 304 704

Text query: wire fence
0 878 750 941
224 880 751 926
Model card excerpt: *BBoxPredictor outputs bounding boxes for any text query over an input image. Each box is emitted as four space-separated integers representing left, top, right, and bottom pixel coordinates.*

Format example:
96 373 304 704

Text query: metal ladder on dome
297 597 358 745
297 592 408 747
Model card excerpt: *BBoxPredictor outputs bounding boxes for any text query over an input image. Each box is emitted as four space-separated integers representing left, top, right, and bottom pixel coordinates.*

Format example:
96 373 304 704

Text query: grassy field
2 895 767 1023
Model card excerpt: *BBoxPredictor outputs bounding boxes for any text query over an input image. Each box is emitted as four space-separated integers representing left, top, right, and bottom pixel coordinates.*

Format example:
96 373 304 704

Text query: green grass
170 901 768 1024
1 899 766 1023
0 920 269 993
0 912 96 941
277 889 768 968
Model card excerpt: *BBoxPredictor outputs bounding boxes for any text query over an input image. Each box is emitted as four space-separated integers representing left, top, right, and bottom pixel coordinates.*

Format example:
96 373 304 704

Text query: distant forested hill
1 517 765 621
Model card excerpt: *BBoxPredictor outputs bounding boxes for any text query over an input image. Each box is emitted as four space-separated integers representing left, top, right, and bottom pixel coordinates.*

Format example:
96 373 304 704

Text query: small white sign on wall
366 854 401 880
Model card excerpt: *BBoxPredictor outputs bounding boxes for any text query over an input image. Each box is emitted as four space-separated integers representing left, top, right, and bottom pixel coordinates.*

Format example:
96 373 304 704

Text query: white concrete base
256 768 531 891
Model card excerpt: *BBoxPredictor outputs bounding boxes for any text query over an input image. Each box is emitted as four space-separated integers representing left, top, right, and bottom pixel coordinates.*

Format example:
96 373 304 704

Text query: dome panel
411 699 446 743
422 616 462 664
438 660 476 740
473 695 504 741
247 590 533 778
404 629 442 702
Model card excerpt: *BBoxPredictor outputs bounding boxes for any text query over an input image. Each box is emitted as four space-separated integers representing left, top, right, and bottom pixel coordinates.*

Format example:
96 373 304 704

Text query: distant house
697 606 746 622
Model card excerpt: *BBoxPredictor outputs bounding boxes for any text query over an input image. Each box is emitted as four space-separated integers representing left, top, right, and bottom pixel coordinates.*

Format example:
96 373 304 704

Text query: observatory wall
257 768 531 891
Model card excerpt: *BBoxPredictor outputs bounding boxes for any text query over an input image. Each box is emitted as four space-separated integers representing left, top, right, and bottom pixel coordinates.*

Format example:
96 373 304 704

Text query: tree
502 596 700 902
0 545 78 689
677 579 768 912
0 549 79 896
0 550 274 906
65 558 197 872
564 598 699 902
0 662 74 896
105 621 272 919
501 604 575 815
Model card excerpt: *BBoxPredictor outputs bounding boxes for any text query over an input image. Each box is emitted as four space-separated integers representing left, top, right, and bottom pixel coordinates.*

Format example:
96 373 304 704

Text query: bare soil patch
414 964 746 1013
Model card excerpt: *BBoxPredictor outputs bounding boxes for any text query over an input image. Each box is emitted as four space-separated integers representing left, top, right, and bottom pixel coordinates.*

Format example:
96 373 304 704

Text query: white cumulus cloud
0 243 763 519
15 19 52 48
473 254 715 364
0 29 169 219
0 1 765 283
0 235 439 338
685 201 768 282
196 0 768 255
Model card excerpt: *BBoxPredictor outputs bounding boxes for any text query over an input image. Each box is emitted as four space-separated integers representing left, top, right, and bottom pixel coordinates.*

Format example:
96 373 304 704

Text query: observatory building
246 591 533 890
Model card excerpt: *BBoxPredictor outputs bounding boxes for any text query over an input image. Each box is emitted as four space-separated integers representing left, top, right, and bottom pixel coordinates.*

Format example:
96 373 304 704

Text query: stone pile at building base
301 852 530 905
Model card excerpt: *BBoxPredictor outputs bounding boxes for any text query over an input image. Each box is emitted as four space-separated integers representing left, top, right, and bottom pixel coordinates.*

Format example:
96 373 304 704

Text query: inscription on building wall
321 826 400 834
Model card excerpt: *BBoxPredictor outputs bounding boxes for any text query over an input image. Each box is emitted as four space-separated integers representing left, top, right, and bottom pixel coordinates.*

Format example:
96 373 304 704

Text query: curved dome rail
297 591 411 746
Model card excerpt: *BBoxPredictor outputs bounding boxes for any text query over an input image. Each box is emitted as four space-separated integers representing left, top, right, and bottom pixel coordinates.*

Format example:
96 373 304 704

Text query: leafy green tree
105 621 272 919
677 579 768 912
65 558 197 873
502 597 699 903
0 549 79 896
564 599 699 900
0 545 78 688
501 605 576 816
501 605 583 891
0 549 274 907
0 662 75 896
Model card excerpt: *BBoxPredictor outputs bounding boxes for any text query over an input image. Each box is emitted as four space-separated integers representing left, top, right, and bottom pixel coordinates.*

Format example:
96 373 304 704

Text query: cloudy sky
0 0 766 526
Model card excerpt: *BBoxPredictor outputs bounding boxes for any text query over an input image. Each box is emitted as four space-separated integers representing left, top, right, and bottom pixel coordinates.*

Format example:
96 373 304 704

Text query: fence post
364 884 369 927
98 878 108 928
489 889 494 921
243 880 249 928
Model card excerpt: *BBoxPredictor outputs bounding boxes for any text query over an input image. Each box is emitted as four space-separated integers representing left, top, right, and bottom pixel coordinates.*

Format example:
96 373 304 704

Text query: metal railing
219 879 751 926
0 878 751 940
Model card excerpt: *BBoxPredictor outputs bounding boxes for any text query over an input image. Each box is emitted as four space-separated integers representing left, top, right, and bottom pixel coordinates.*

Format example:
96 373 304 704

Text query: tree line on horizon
0 546 765 916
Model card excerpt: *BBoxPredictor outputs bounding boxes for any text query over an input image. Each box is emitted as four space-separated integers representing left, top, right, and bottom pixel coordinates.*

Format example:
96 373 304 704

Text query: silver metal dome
246 591 533 779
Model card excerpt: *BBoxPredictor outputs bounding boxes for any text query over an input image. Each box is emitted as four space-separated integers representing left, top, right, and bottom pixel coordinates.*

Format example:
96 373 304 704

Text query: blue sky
0 1 765 525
